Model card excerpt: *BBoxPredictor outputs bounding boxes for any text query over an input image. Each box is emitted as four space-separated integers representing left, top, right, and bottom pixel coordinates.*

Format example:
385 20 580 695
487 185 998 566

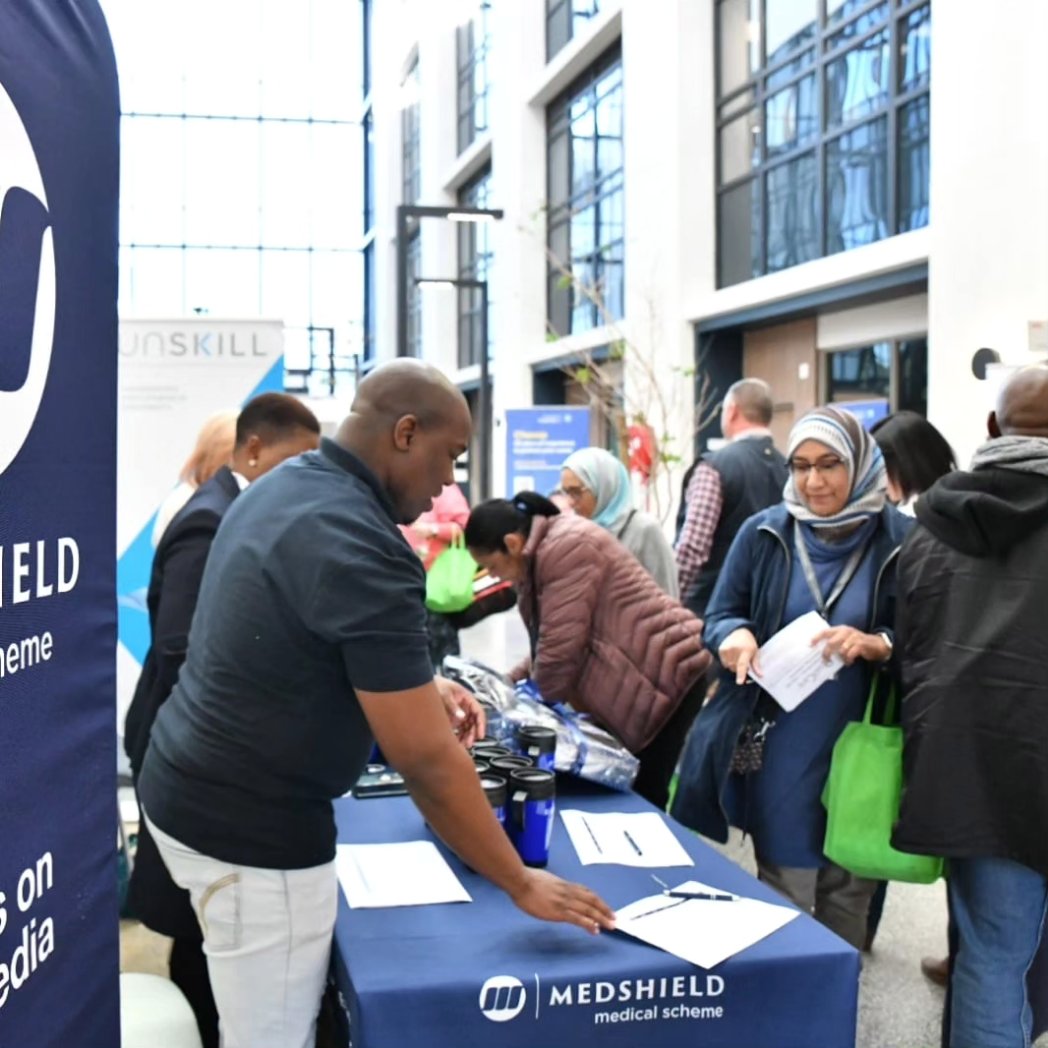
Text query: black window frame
715 0 931 288
362 0 373 98
823 334 928 417
457 166 494 368
405 230 422 358
363 108 374 235
546 47 625 338
401 57 421 205
362 0 376 362
456 1 492 155
546 0 602 62
363 238 376 363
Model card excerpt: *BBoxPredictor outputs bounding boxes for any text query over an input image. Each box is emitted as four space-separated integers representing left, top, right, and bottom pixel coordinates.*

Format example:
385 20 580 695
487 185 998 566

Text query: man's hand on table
433 676 485 749
509 868 616 935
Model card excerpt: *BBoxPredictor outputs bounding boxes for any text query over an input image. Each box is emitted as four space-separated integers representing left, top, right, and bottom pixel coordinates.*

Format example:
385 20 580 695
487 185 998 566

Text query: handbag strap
862 677 898 726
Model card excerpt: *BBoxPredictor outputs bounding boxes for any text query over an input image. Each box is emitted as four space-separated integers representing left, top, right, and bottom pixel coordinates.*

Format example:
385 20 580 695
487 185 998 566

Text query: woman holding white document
670 406 913 948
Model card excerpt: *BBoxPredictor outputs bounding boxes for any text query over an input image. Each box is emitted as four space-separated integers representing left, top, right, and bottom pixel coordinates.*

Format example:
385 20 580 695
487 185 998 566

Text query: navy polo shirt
139 439 433 869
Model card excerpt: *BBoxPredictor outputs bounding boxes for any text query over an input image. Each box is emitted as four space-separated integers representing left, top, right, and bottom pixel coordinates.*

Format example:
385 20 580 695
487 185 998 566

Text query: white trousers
145 812 338 1048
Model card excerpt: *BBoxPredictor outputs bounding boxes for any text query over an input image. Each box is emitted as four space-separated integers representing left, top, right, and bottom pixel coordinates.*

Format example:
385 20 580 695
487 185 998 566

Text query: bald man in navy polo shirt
139 360 615 1048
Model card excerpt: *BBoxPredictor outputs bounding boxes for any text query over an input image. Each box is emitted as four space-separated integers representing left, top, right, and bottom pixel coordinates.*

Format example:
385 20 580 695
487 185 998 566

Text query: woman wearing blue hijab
670 406 913 948
560 447 678 596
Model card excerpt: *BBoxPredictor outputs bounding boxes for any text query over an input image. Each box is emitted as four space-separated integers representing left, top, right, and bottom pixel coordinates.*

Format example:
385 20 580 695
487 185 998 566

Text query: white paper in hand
748 610 843 711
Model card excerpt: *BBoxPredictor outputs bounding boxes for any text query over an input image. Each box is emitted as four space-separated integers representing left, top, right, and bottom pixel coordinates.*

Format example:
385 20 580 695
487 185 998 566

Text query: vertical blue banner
505 407 591 498
0 3 120 1045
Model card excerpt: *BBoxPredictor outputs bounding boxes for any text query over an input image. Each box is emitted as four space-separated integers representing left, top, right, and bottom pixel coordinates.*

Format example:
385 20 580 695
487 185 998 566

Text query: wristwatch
876 631 894 661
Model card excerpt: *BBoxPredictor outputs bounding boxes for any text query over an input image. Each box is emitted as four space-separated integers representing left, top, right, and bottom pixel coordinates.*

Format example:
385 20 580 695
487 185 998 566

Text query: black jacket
678 436 788 619
892 465 1048 877
124 465 240 936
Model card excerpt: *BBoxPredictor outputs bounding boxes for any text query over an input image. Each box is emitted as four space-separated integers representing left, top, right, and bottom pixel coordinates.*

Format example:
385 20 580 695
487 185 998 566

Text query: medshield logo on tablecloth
479 975 527 1022
0 80 56 477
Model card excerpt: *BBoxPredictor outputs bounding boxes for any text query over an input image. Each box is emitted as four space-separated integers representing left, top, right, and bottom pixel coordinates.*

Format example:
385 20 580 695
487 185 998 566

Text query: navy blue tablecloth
332 778 858 1048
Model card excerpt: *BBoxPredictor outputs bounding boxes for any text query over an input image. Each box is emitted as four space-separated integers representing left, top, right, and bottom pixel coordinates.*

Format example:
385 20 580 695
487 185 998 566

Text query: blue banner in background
834 398 890 430
505 407 591 498
0 3 120 1045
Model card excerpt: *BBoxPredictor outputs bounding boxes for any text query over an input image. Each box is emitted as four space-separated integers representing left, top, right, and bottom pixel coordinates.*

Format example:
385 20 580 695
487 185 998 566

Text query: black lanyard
793 525 869 619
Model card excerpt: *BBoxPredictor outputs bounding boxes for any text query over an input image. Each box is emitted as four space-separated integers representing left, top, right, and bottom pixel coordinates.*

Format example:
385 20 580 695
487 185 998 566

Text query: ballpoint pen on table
666 890 736 901
580 815 603 854
623 829 644 856
649 874 735 902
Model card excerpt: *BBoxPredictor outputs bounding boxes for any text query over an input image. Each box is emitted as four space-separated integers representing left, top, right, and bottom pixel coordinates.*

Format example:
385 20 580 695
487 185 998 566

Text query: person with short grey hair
675 378 788 619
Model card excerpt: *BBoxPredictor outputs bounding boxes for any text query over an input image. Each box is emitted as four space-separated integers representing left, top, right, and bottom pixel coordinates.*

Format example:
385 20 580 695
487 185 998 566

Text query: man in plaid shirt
675 380 788 619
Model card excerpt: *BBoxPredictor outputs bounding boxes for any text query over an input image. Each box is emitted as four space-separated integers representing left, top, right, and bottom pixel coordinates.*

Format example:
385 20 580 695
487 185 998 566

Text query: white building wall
925 0 1048 467
369 0 1048 512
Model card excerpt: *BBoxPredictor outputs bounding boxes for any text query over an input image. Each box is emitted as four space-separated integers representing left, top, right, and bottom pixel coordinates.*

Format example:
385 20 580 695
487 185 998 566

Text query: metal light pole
416 276 490 501
395 203 503 359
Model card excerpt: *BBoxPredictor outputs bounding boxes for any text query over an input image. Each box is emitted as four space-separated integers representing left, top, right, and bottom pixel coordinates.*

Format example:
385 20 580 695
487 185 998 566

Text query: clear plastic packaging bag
442 655 639 792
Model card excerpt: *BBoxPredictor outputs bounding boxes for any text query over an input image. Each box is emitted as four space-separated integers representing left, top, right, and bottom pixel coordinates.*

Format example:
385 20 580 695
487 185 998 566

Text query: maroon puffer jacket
512 513 710 752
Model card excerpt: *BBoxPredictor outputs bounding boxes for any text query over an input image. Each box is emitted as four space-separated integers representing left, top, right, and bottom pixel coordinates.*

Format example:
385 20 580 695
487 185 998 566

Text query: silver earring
248 458 257 468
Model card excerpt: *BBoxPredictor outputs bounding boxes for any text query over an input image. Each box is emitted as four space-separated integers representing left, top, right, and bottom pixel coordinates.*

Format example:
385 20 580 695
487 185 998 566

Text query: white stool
120 972 203 1048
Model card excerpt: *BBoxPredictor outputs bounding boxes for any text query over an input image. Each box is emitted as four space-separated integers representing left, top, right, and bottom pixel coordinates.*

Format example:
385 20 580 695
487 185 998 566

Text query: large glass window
104 0 363 395
546 0 601 62
457 1 492 154
715 0 931 287
547 50 624 337
401 57 421 205
363 114 375 235
405 231 422 358
458 167 494 368
825 336 928 418
363 240 376 362
363 0 373 97
362 0 376 362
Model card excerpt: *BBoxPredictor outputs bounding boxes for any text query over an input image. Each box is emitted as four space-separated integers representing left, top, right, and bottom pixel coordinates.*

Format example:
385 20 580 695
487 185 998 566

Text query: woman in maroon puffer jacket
464 492 710 809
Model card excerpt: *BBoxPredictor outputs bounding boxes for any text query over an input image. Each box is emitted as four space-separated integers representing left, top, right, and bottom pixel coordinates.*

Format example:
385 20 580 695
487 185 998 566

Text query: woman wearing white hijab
560 447 678 597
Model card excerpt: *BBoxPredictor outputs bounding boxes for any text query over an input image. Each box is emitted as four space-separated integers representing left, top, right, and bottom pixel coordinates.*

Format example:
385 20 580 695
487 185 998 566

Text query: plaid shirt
675 462 724 599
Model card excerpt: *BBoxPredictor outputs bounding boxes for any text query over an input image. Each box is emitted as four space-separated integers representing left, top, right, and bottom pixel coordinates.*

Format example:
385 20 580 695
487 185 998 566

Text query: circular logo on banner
478 975 527 1022
0 82 56 477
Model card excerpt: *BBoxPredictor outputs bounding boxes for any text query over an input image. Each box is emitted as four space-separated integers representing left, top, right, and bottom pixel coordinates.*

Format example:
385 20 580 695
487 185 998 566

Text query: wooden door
743 317 818 448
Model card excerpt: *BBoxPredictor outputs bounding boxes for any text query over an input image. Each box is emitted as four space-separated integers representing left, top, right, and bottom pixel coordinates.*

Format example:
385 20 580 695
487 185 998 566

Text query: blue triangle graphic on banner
116 354 287 663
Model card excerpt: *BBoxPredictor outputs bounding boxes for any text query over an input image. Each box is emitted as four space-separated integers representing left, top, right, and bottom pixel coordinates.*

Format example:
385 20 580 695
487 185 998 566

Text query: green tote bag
822 681 943 884
425 534 477 614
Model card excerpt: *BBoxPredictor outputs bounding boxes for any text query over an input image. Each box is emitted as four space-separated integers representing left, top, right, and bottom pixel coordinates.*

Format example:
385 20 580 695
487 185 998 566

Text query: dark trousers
865 879 888 947
425 610 460 673
632 679 705 811
169 938 220 1048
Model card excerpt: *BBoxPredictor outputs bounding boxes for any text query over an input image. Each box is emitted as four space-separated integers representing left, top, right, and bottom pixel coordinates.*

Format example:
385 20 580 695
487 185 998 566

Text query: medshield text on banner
0 2 121 1044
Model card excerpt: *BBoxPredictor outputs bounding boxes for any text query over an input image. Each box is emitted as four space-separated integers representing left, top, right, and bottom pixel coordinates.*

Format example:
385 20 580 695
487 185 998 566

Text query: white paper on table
336 841 472 909
748 610 844 711
560 810 694 868
615 879 800 969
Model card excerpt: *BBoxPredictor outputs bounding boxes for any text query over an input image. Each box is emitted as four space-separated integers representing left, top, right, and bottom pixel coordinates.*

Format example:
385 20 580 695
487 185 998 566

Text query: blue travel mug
508 768 556 868
515 725 557 772
489 755 533 775
472 743 512 761
481 774 508 828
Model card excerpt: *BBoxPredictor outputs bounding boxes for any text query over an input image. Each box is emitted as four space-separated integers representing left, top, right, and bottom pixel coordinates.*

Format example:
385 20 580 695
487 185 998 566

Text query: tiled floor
120 612 1048 1047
